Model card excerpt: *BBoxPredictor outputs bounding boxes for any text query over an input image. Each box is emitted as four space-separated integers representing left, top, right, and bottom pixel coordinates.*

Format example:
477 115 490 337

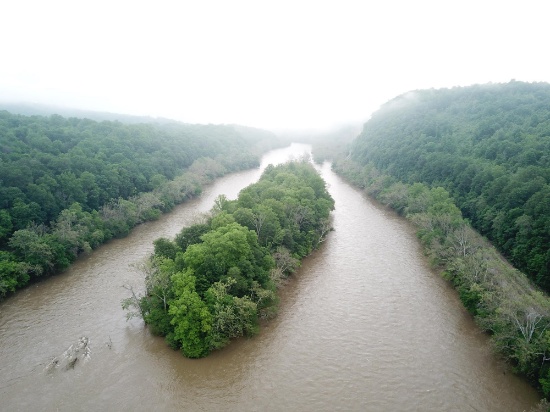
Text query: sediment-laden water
0 144 540 411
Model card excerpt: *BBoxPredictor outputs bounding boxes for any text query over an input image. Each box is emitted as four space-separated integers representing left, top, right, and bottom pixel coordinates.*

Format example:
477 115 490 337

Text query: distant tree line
281 125 359 164
0 111 281 298
350 81 550 291
124 160 334 358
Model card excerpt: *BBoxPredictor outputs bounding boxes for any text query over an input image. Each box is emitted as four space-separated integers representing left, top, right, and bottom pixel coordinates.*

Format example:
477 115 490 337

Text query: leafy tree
0 210 13 245
183 222 271 296
175 223 210 251
153 238 180 260
8 226 54 276
169 271 212 358
0 251 30 297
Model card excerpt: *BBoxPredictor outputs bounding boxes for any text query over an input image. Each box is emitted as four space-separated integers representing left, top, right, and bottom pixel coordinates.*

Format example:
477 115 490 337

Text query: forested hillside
0 111 280 298
124 161 334 357
351 81 550 290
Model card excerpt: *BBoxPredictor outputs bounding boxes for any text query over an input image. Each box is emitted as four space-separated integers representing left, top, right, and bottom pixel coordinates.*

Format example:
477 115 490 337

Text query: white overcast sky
1 0 549 131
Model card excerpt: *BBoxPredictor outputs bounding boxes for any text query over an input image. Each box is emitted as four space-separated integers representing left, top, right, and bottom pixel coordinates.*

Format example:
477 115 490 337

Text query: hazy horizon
2 1 550 132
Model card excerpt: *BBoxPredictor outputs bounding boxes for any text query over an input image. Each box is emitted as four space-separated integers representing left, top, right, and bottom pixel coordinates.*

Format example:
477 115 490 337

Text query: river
0 143 540 411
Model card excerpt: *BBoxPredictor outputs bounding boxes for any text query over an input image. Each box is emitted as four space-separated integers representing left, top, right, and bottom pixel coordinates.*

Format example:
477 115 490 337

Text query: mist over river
0 144 540 411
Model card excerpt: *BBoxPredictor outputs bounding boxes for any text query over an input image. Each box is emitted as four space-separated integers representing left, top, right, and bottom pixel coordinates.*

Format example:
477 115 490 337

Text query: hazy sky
1 0 549 131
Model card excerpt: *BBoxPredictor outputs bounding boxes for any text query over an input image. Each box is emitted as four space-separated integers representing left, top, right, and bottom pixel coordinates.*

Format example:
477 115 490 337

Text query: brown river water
0 143 541 411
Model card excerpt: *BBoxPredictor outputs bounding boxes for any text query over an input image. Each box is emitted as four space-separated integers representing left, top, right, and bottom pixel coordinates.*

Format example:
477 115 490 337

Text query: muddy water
0 144 540 411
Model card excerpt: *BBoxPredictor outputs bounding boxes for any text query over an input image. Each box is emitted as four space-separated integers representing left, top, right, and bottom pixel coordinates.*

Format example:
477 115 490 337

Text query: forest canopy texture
350 81 550 291
129 161 334 358
0 111 280 298
330 81 550 397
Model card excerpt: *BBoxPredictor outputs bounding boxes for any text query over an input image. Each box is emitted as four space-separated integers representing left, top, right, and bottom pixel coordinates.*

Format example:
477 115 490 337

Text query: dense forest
124 161 334 358
330 81 550 398
0 110 281 298
350 81 550 291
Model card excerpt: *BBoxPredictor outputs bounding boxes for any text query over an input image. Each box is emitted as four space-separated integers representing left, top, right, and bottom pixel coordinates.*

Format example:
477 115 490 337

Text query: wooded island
126 160 334 357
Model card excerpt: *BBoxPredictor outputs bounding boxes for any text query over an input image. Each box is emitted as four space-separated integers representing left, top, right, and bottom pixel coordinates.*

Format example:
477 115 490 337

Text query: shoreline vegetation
350 82 550 292
123 160 334 358
332 157 550 400
0 110 282 300
316 81 550 405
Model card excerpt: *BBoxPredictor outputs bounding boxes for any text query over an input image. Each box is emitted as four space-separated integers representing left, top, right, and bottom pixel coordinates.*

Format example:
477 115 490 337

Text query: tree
0 210 13 245
272 246 299 275
8 225 54 275
0 251 30 297
10 199 41 230
144 257 174 312
51 203 91 258
121 284 146 321
153 238 179 260
183 222 272 296
169 271 212 358
174 222 209 251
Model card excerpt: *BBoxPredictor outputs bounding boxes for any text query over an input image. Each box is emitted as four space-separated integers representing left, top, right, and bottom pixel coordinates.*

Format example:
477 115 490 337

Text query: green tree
8 225 54 275
0 210 13 245
183 222 272 296
0 251 30 297
169 271 212 358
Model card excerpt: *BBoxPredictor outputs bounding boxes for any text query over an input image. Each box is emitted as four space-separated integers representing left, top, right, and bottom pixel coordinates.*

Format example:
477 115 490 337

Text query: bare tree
129 257 173 312
273 246 299 275
121 284 146 321
132 192 163 222
450 224 479 258
512 308 547 343
316 218 333 246
252 209 266 237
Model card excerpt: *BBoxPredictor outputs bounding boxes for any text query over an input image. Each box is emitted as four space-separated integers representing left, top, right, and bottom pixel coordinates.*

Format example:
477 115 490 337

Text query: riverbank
0 111 284 300
332 157 550 401
0 149 275 301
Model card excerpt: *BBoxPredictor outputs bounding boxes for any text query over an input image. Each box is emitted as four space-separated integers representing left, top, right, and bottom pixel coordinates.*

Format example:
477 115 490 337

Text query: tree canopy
131 160 334 357
350 81 550 291
0 111 281 298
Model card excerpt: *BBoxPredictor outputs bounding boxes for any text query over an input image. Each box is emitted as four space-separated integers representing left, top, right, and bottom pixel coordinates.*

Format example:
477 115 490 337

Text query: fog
1 0 549 132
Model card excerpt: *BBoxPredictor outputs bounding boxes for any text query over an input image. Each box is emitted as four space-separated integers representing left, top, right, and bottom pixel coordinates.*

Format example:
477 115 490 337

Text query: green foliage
206 278 259 350
136 160 334 357
169 271 213 358
0 251 30 297
174 223 209 251
183 222 271 296
350 81 550 291
334 156 550 399
153 238 180 260
0 110 281 299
